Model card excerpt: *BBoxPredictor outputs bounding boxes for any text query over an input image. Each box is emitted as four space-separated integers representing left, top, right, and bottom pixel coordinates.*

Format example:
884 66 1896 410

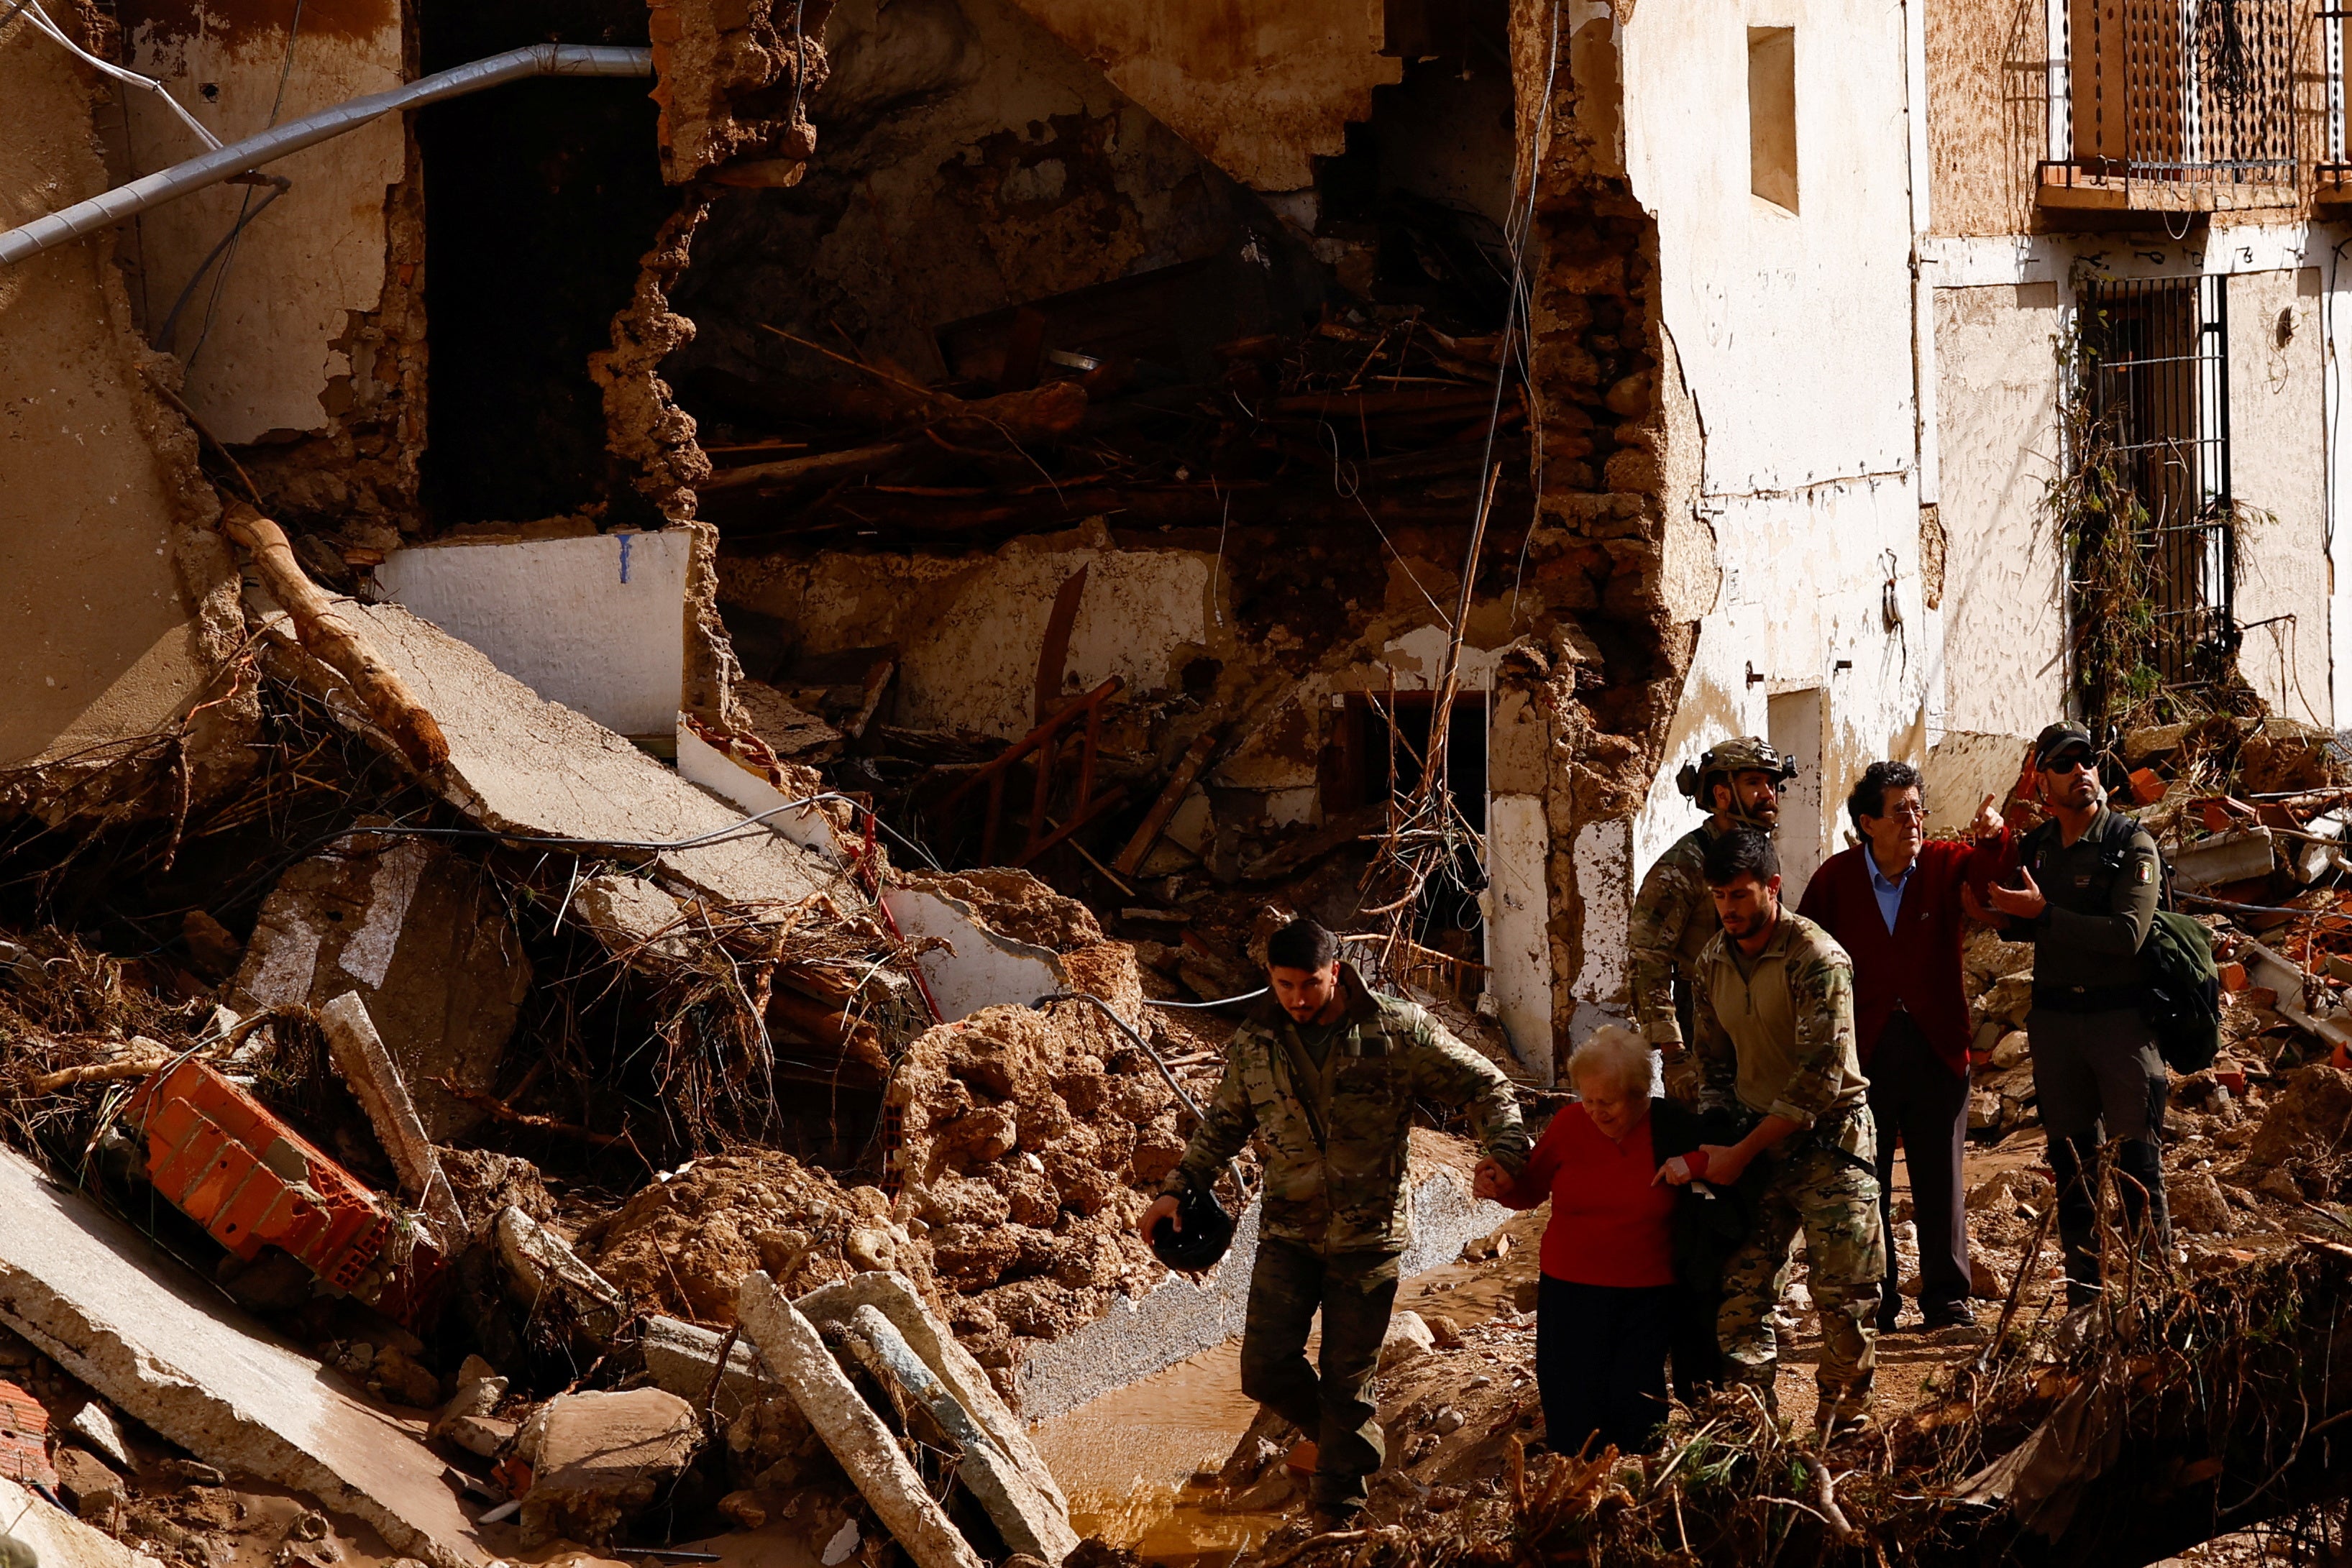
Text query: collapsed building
9 0 2352 1564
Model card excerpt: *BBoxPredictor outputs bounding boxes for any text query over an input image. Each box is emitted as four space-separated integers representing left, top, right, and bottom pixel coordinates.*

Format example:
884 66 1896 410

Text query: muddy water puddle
1034 1215 1545 1566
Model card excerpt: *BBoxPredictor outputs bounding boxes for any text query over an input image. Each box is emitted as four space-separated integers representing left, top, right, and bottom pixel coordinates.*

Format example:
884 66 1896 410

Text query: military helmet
1675 735 1797 822
1150 1183 1235 1272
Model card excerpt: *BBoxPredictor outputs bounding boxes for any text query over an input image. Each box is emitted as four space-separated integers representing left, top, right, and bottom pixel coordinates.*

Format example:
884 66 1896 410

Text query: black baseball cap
2033 722 2096 769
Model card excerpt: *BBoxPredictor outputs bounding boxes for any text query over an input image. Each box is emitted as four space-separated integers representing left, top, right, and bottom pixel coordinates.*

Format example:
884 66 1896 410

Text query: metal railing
2319 8 2352 186
2044 0 2298 193
2075 276 2241 692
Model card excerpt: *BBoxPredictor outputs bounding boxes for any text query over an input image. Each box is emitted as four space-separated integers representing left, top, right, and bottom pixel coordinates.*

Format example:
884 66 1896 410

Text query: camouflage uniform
1691 911 1882 1424
1627 820 1730 1101
1166 964 1528 1511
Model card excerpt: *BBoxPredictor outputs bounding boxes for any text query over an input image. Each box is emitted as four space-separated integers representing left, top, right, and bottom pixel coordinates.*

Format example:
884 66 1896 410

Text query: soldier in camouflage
1140 917 1529 1523
1628 737 1797 1101
1660 828 1882 1439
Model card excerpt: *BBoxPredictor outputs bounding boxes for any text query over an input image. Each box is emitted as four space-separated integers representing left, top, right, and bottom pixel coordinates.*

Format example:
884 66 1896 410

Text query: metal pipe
0 42 653 268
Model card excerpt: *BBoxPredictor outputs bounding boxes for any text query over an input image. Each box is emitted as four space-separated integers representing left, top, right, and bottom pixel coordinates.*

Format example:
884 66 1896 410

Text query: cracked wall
0 12 251 804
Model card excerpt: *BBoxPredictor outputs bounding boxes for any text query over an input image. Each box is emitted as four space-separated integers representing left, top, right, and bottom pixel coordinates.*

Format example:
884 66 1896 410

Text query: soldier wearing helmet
1627 736 1796 1099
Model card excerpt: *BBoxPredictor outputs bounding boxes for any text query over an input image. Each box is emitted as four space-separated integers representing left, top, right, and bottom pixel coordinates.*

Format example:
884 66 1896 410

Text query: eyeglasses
2041 753 2097 774
1883 803 1928 821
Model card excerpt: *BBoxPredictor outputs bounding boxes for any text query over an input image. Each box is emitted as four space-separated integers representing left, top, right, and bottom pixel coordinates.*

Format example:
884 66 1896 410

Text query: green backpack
2141 907 2222 1074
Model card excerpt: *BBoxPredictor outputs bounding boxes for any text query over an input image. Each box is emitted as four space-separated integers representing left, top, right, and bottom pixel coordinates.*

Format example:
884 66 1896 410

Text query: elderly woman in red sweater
1475 1026 1740 1456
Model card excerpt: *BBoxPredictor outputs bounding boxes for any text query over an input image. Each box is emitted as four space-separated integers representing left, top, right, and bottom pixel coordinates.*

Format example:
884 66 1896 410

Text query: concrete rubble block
493 1207 626 1345
228 838 528 1140
54 1444 127 1520
735 1272 987 1568
878 887 1066 1024
0 1472 163 1568
70 1401 131 1467
514 1388 703 1548
844 1305 1079 1565
795 1271 1064 1513
257 601 848 912
0 1147 492 1567
1377 1310 1435 1372
2172 827 2278 892
641 1316 775 1423
318 992 467 1237
572 876 693 964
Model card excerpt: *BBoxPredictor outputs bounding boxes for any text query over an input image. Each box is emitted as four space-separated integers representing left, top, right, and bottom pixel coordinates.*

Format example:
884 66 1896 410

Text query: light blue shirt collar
1867 849 1916 932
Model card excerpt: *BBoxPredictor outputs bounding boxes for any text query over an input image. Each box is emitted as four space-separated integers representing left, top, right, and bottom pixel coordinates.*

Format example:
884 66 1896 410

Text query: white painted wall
377 530 690 738
1587 0 1931 1027
1481 793 1554 1081
1921 232 2338 736
879 887 1066 1022
1931 281 2065 737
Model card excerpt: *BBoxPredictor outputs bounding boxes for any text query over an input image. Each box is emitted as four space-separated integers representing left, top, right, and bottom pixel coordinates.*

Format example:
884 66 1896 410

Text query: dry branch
221 502 449 772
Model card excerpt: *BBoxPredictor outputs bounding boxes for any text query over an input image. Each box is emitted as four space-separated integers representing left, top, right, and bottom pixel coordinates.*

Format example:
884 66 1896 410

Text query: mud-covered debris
579 1152 927 1325
493 1206 627 1346
516 1388 703 1547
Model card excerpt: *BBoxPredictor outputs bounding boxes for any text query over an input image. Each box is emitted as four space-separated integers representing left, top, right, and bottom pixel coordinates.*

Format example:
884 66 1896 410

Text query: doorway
1767 689 1826 897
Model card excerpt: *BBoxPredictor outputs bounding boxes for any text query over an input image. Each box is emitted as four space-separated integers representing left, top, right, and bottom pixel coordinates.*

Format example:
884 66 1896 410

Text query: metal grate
2051 0 2298 188
2077 275 2238 691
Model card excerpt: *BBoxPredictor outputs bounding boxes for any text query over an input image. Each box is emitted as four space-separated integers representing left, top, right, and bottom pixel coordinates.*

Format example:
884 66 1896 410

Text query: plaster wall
1634 478 1932 909
2227 267 2331 728
119 0 408 444
993 0 1398 191
1931 280 2066 736
376 529 691 738
0 27 240 774
1621 0 1917 494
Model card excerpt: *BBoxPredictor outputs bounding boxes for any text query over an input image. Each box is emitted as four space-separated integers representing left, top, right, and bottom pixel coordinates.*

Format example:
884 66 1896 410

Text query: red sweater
1496 1104 1675 1288
1795 832 2008 1078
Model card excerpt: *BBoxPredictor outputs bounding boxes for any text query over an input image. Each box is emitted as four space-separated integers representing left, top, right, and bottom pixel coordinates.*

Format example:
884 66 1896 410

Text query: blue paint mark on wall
618 532 633 584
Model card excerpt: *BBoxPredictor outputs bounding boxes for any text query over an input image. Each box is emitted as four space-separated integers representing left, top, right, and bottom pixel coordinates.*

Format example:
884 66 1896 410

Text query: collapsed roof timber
6 0 2352 1564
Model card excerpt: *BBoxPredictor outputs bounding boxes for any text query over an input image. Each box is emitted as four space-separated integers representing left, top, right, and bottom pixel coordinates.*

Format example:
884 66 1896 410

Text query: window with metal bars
2073 275 2238 694
2053 0 2297 187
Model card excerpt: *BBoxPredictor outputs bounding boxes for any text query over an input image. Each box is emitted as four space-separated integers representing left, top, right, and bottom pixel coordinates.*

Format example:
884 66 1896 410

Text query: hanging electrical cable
6 0 223 153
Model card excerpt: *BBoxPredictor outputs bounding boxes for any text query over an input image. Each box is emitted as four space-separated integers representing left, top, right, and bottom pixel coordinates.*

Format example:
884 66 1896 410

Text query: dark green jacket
1164 964 1529 1255
2014 807 2160 1002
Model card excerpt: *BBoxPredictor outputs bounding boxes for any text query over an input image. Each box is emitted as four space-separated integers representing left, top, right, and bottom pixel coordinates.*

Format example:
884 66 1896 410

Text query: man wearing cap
1140 917 1527 1526
1629 736 1795 1101
1977 723 2169 1306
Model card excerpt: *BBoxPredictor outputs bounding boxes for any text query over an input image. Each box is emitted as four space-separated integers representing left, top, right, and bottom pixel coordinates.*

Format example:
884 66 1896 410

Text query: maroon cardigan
1795 832 2008 1078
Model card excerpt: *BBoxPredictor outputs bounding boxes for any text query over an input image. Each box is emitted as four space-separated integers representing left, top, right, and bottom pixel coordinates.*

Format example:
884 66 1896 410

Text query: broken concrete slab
0 1147 490 1566
877 887 1065 1022
319 992 467 1237
2172 827 2278 892
571 875 694 963
846 1305 1078 1565
493 1207 626 1346
257 600 846 911
677 720 849 865
515 1388 702 1547
641 1316 773 1422
736 1272 986 1568
0 1473 163 1568
69 1401 129 1467
229 838 528 1140
797 1271 1065 1514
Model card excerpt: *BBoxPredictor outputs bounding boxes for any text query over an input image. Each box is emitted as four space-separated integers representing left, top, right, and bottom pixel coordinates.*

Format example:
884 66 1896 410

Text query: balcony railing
2317 9 2352 200
2041 0 2300 214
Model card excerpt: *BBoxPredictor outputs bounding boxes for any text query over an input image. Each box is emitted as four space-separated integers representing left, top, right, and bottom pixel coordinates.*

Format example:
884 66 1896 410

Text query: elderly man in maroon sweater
1797 762 2006 1331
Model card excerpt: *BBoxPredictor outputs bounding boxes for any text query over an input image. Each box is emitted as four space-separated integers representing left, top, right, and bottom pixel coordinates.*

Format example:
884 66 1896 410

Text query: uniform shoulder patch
2136 860 2153 884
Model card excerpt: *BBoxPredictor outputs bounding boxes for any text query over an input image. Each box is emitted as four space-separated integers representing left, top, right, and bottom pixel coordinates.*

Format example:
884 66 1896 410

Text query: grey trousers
2027 1006 2171 1298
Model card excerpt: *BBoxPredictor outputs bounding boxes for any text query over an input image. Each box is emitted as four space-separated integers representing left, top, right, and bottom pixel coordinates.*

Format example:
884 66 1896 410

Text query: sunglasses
2040 752 2097 774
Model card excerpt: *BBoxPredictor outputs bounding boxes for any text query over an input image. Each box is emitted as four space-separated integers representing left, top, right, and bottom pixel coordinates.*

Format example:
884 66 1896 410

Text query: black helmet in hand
1151 1184 1235 1271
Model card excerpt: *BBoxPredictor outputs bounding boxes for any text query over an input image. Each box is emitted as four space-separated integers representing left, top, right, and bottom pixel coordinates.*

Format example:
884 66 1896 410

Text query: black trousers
2029 1007 2172 1303
1536 1276 1677 1457
1867 1012 1971 1321
1237 1239 1400 1511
